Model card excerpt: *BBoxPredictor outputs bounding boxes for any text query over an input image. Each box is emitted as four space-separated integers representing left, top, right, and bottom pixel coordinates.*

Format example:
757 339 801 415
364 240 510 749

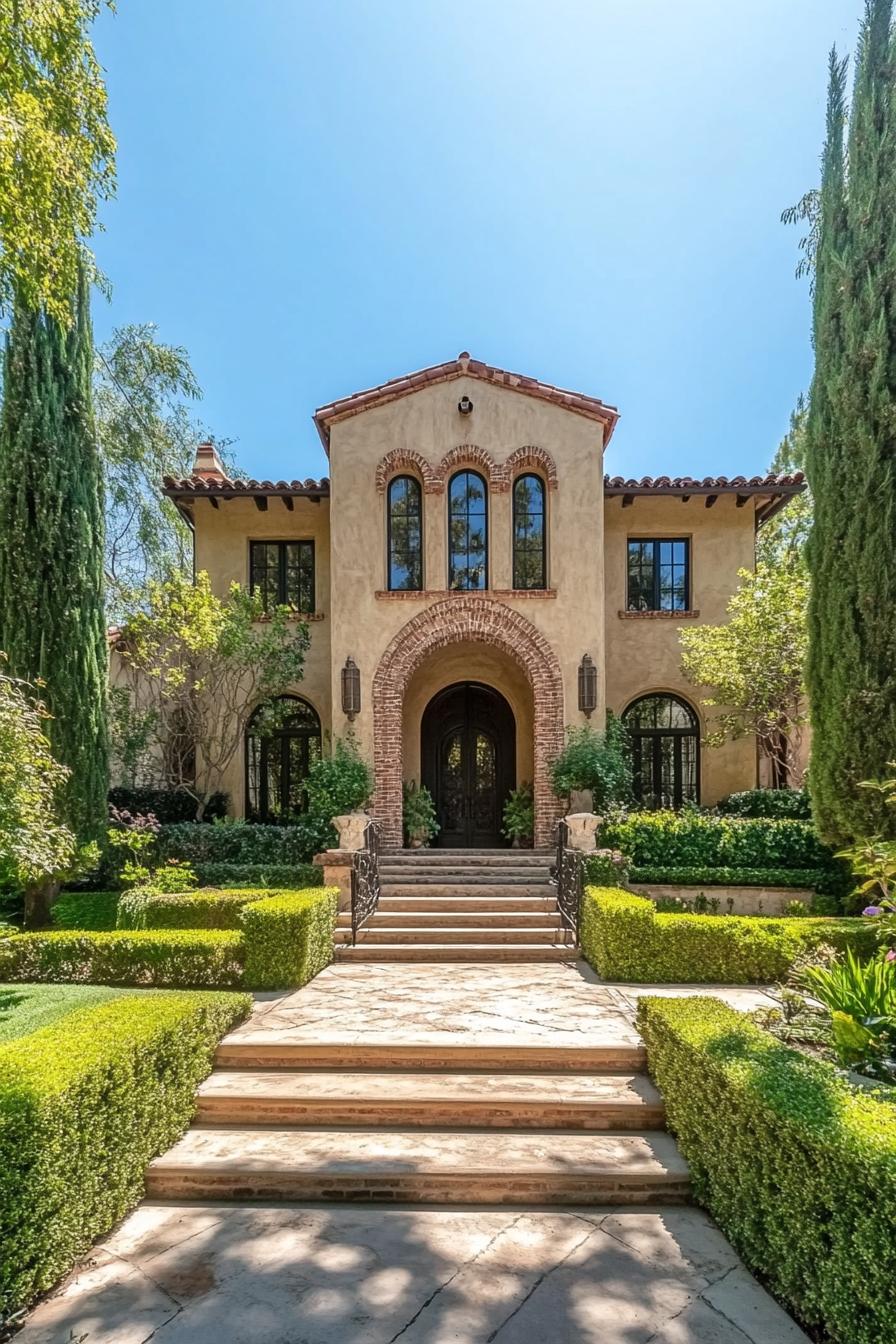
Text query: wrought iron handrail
551 818 584 939
350 819 381 944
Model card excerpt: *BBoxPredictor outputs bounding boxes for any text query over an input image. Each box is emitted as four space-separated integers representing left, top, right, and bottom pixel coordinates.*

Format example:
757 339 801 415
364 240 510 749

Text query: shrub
305 736 373 822
584 849 630 887
581 886 878 984
636 995 896 1344
158 818 331 868
549 715 631 807
117 886 288 931
404 780 439 845
0 929 244 987
51 890 120 930
0 990 249 1315
501 783 534 843
193 862 322 889
241 888 338 991
108 787 228 823
717 788 811 819
628 865 829 889
600 810 838 871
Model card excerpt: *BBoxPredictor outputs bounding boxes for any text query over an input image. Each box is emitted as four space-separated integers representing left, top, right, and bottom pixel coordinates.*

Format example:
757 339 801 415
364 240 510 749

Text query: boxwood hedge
116 886 280 930
637 995 896 1344
51 890 120 930
0 929 244 987
0 990 249 1316
158 819 332 867
600 811 835 870
581 887 877 983
241 888 338 991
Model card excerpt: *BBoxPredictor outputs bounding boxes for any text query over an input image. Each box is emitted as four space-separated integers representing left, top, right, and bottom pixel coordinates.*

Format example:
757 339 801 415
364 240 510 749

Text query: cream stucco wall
603 493 758 805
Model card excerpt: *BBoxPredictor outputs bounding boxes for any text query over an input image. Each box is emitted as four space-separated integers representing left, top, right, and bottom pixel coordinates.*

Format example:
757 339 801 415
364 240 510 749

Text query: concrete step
196 1070 664 1130
215 1040 647 1073
380 881 554 897
337 926 572 946
146 1127 689 1205
336 910 563 930
334 943 577 963
383 849 553 862
378 894 559 913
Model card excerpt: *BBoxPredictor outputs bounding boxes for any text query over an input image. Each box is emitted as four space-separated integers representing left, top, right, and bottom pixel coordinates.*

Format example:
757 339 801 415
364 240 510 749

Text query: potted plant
549 715 632 814
502 783 534 848
403 780 439 848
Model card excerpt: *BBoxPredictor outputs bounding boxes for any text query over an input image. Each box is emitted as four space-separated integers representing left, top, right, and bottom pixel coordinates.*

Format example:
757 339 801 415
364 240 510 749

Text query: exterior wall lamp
341 656 361 720
458 395 474 415
578 654 597 717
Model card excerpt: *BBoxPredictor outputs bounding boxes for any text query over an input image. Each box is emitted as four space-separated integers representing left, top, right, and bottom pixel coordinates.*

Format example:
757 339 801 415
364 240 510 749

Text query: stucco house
160 352 804 849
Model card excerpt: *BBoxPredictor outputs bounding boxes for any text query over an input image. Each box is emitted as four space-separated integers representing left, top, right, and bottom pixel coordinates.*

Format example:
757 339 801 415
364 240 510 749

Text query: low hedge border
0 929 245 987
636 995 896 1344
158 819 333 868
599 811 835 869
581 886 878 983
192 862 322 890
625 866 831 890
241 888 339 991
0 990 250 1316
116 887 285 931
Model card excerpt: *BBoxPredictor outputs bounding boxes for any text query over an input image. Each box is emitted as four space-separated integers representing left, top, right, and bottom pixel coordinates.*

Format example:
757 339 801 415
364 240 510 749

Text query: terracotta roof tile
603 472 805 493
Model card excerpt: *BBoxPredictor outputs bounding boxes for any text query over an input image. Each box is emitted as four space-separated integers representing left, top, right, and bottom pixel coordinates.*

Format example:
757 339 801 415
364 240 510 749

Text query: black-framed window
513 474 546 590
249 540 315 613
246 696 321 822
623 693 699 809
387 475 423 590
448 470 488 590
627 538 690 611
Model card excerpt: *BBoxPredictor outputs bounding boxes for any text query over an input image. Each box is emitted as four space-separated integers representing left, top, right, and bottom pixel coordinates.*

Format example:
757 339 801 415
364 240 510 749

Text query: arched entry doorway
421 682 516 848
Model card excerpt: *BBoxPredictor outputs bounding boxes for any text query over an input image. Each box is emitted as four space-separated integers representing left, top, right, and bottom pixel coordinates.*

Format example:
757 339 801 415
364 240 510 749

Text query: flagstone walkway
19 963 807 1344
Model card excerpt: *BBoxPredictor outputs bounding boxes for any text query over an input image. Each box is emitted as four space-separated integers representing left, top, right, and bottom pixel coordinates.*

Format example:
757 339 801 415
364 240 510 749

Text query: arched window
623 694 699 809
387 475 423 591
512 474 546 589
246 696 321 823
448 470 488 590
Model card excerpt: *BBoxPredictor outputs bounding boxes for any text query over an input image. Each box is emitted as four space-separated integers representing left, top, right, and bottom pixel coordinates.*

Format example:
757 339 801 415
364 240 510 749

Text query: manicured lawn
0 982 127 1041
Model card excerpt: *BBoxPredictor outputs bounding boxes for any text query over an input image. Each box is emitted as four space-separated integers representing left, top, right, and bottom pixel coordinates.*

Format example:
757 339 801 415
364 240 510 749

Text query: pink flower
886 950 896 963
863 906 883 916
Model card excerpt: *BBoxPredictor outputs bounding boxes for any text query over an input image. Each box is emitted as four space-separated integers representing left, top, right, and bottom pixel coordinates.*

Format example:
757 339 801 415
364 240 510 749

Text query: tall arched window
387 475 423 590
246 696 322 823
512 474 546 589
623 694 699 809
448 470 488 590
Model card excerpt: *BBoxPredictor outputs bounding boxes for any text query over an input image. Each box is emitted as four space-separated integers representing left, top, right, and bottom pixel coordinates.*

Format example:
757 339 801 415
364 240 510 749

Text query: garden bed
629 882 812 916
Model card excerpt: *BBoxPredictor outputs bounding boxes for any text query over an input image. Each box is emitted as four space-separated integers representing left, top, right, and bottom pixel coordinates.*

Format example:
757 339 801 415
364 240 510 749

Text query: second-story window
513 474 546 589
627 538 690 611
250 540 315 613
387 475 423 590
448 469 488 590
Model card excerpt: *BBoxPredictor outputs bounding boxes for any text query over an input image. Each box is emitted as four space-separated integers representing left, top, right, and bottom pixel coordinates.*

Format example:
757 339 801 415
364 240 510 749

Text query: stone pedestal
564 812 601 853
313 851 355 912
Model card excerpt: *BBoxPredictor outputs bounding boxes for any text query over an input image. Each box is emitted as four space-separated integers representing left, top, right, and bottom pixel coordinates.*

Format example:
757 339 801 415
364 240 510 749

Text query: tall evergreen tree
0 268 108 842
806 3 896 843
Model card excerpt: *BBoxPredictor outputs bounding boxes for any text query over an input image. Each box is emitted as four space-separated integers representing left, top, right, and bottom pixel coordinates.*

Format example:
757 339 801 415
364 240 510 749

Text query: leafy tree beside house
805 5 896 843
680 562 809 788
113 570 310 819
0 267 108 843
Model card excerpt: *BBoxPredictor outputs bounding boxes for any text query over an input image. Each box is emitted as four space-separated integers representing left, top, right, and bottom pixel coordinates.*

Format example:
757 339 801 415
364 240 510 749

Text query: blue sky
92 1 863 483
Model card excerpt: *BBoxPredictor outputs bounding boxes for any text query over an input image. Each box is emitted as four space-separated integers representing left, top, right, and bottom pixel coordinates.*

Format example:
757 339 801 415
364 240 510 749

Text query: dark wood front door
421 682 516 848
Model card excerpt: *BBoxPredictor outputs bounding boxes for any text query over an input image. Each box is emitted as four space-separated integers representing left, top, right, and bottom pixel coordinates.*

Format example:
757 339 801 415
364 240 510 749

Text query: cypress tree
806 2 896 844
0 268 108 843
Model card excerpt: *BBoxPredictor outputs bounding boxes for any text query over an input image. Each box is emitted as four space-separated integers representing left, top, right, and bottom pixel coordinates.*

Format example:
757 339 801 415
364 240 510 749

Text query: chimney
193 440 227 482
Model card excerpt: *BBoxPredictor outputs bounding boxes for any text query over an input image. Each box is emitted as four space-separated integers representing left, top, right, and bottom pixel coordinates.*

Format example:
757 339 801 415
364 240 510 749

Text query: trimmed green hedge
600 811 833 869
0 990 249 1316
51 890 120 930
192 862 322 889
716 788 811 819
581 887 878 983
637 995 896 1344
626 866 826 889
116 886 282 931
158 819 332 867
241 888 338 991
0 929 244 987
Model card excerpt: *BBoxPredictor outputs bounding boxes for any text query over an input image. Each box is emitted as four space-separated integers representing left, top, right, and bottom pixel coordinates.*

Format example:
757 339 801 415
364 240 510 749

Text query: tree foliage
113 570 310 818
805 6 896 843
0 267 108 841
680 563 810 787
0 0 116 322
756 398 813 570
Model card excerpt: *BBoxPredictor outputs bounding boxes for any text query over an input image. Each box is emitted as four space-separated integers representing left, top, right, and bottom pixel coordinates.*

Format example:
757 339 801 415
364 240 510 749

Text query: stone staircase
146 1035 690 1205
334 848 575 962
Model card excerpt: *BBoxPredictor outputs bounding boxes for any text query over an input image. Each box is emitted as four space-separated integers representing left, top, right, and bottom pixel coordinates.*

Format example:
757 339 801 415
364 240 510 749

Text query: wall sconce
341 656 361 720
458 395 474 415
578 654 597 717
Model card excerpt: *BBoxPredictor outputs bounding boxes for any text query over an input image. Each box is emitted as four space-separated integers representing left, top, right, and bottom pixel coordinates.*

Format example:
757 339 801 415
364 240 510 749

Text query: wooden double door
421 682 516 848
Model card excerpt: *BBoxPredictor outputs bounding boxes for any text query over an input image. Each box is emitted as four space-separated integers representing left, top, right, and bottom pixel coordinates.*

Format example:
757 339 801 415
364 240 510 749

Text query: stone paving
18 963 804 1344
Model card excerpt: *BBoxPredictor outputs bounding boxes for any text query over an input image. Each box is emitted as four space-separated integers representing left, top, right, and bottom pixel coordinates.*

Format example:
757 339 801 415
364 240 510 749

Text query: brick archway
372 596 565 847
